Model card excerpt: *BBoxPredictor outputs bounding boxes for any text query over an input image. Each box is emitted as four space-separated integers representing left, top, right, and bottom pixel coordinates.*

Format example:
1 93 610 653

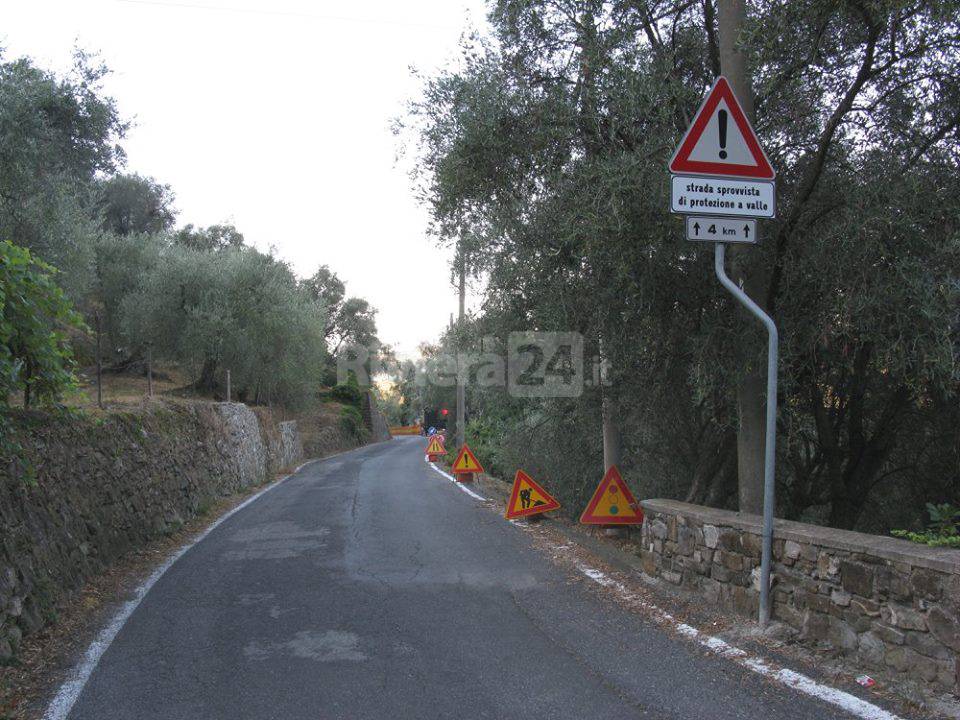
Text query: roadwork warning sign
425 435 445 457
452 445 483 474
580 466 644 525
505 470 560 520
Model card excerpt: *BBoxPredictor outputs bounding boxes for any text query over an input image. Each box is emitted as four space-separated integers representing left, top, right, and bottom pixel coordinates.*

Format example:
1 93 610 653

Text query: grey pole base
714 243 778 626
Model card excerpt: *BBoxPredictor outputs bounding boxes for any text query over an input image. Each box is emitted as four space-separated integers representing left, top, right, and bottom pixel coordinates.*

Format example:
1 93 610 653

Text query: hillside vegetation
0 50 383 424
402 0 960 535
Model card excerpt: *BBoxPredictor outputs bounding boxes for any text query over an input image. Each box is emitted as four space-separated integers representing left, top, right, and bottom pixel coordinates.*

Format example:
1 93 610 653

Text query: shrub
328 380 364 408
338 405 367 442
0 240 85 408
892 503 960 548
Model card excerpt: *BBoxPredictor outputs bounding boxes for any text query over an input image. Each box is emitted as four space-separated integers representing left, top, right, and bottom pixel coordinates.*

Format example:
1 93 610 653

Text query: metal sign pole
713 243 778 625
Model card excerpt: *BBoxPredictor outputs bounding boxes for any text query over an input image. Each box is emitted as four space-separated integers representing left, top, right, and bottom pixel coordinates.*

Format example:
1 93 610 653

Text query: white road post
714 243 778 625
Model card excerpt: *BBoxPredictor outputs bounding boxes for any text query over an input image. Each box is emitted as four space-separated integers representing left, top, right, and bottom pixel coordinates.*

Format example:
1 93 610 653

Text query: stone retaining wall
639 499 959 696
0 400 302 661
362 392 392 444
276 420 303 469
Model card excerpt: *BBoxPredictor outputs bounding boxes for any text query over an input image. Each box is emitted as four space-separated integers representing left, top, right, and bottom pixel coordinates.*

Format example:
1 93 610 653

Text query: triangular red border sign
451 444 484 474
425 435 445 456
580 466 644 525
505 470 561 520
669 76 774 180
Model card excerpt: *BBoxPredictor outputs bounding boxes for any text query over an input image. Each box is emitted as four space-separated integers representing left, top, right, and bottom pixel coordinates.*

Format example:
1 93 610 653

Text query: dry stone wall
0 400 302 661
364 392 391 444
639 499 959 696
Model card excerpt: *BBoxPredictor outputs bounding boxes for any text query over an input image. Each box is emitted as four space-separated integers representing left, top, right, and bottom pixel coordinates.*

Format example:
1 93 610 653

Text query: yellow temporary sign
451 445 483 475
425 435 445 456
579 466 644 525
505 470 560 519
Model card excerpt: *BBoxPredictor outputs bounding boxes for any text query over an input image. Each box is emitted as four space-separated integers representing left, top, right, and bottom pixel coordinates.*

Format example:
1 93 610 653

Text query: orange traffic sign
669 76 774 180
580 466 643 525
505 470 560 520
425 435 445 456
451 445 483 475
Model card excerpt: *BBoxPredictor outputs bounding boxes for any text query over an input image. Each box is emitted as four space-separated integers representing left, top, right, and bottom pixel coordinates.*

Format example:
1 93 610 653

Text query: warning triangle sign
505 470 560 520
669 76 774 180
425 435 445 455
451 444 483 474
580 466 644 525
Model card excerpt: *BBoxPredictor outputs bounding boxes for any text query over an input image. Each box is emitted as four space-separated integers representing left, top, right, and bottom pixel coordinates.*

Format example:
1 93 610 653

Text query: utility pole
455 249 466 449
717 0 777 626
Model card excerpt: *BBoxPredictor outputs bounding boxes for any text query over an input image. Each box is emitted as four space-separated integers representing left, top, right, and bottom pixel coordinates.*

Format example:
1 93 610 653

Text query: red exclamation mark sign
718 109 728 160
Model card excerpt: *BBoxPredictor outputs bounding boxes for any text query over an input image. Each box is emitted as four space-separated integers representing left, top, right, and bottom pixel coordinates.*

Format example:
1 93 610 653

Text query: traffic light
440 408 449 417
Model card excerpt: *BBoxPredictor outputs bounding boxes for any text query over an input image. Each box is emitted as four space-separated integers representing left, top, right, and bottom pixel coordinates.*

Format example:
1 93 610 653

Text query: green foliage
463 416 506 479
119 242 328 410
0 51 125 298
90 231 166 359
376 385 407 426
0 241 86 408
894 503 960 546
96 173 176 236
405 0 960 532
890 530 960 549
328 380 364 408
172 223 244 252
0 49 382 421
195 496 215 517
302 265 379 355
925 503 960 537
338 404 368 442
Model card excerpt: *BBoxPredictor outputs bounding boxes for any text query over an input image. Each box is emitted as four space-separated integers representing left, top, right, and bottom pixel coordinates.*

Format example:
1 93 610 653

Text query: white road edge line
43 455 335 720
425 441 903 720
575 564 904 720
425 455 487 501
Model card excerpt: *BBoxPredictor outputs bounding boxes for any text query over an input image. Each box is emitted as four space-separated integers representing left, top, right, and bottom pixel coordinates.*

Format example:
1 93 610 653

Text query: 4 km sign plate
686 217 756 244
671 175 775 219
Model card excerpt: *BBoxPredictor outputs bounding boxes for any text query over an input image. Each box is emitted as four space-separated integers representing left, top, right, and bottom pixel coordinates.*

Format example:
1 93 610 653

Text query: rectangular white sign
685 216 757 244
671 174 775 218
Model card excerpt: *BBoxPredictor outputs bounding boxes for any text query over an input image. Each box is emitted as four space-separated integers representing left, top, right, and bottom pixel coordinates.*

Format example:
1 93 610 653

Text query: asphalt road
65 437 874 720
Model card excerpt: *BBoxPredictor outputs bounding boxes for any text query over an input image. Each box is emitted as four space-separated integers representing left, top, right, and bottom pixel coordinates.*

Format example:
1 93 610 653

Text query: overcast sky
2 0 488 357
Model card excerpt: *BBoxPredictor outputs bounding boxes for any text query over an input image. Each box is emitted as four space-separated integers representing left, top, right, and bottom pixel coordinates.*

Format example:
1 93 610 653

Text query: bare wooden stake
95 312 103 409
147 344 154 398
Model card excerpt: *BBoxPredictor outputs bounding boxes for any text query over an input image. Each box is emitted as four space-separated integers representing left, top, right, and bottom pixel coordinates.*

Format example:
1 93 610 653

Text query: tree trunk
736 370 766 512
455 254 466 449
195 357 218 393
577 9 625 477
601 388 621 472
718 0 766 514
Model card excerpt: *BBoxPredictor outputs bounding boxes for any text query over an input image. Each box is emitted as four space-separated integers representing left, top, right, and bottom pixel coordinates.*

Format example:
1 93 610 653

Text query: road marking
425 455 487 501
423 445 904 720
42 456 327 720
574 565 904 720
